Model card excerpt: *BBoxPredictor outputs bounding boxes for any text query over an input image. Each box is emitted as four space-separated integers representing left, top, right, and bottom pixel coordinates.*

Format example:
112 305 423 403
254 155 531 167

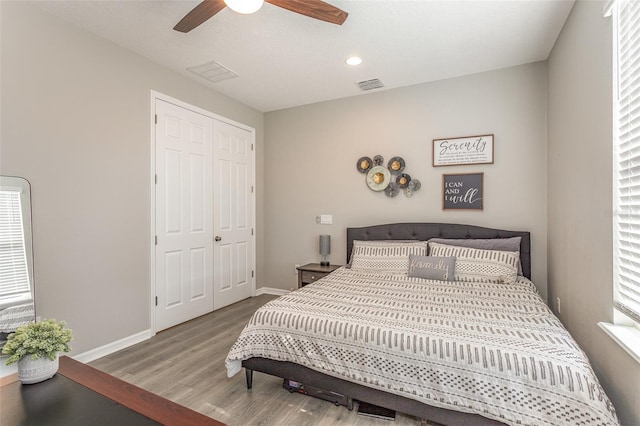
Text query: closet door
155 99 214 331
212 120 254 310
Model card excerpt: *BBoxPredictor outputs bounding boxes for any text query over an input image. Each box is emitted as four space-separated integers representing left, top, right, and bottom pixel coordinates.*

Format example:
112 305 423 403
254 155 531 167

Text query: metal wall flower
356 157 373 173
366 166 391 191
388 157 405 174
356 154 421 198
396 173 411 188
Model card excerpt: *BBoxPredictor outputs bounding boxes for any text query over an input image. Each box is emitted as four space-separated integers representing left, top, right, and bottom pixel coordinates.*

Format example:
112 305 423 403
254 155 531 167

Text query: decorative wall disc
387 157 405 174
396 173 411 188
357 157 373 173
366 166 391 191
385 182 400 197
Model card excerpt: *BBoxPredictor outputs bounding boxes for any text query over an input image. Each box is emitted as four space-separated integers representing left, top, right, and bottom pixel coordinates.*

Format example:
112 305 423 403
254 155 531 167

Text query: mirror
0 176 35 345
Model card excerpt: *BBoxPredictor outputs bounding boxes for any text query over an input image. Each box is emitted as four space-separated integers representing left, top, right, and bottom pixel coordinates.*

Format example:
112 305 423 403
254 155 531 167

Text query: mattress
225 267 619 426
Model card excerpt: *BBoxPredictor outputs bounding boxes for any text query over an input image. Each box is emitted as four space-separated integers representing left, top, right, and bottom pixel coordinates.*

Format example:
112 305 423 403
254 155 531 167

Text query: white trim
598 322 640 364
255 287 290 296
71 329 153 364
611 0 640 325
603 0 615 17
150 91 257 332
0 358 17 379
0 330 153 379
151 91 255 132
149 93 157 340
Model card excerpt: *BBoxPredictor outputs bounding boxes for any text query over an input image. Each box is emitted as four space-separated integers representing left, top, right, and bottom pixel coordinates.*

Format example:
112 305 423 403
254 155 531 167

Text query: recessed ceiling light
345 56 362 66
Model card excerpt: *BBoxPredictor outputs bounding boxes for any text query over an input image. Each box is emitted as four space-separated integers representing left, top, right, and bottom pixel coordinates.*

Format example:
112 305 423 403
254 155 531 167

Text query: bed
225 223 619 426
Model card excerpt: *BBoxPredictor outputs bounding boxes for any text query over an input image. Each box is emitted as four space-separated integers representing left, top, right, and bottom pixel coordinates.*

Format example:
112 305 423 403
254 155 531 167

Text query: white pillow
428 242 519 284
349 240 427 274
427 237 523 275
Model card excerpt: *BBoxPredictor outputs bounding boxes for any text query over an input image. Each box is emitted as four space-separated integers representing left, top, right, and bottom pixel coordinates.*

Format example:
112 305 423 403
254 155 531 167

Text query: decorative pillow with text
408 255 456 281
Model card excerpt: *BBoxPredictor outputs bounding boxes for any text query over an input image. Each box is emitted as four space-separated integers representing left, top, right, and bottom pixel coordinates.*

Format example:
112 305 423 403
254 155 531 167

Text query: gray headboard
346 223 531 279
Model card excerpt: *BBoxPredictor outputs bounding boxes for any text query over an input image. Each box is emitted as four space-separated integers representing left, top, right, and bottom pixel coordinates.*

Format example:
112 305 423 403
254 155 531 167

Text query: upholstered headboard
346 223 531 279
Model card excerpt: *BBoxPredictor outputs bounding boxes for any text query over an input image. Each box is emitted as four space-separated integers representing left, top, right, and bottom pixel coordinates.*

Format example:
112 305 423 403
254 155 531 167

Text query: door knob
215 236 222 242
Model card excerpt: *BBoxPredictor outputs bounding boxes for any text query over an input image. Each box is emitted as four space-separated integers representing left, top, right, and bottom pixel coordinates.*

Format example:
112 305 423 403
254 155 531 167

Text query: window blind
614 0 640 323
0 188 31 304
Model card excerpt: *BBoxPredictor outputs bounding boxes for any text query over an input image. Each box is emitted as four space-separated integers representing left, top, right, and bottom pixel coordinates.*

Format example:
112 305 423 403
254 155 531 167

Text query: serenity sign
433 134 494 166
443 173 484 210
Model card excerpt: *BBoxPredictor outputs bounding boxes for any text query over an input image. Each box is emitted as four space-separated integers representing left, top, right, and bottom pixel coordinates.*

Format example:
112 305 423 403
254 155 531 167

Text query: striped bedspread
226 268 619 426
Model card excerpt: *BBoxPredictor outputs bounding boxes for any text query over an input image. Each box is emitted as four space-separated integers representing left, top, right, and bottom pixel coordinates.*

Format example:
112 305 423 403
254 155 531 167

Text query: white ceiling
35 0 575 112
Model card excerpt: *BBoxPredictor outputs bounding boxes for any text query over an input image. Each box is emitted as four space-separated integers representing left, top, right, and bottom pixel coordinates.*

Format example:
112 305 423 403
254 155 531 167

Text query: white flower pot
17 353 59 384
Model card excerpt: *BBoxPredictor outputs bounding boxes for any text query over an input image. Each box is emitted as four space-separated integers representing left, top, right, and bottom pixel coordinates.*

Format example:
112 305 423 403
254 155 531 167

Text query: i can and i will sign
443 173 484 210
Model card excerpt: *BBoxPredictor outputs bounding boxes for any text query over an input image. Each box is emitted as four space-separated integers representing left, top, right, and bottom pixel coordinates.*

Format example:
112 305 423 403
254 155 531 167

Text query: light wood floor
90 295 423 426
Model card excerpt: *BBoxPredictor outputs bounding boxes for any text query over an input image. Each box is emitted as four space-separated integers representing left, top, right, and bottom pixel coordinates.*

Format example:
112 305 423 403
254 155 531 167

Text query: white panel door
213 120 254 309
155 99 213 331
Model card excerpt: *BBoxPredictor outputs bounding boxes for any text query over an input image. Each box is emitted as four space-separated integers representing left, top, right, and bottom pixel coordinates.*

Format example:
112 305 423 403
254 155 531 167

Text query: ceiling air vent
187 60 238 84
357 78 384 91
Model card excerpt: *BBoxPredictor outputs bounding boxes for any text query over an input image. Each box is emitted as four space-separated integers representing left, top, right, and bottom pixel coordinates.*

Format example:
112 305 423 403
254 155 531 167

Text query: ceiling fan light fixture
224 0 264 14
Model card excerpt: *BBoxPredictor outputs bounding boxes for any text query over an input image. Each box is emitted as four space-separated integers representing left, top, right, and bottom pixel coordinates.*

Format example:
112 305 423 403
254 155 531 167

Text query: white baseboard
0 329 153 380
72 329 154 364
256 287 290 296
2 290 288 375
0 360 17 382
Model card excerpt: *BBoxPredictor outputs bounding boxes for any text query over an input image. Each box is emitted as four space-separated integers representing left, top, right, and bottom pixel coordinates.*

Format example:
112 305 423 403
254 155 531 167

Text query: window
0 187 32 307
613 0 640 324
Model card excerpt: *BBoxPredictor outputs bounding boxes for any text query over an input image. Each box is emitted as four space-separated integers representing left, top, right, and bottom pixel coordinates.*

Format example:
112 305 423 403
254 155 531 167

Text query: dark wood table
296 263 342 288
0 356 225 426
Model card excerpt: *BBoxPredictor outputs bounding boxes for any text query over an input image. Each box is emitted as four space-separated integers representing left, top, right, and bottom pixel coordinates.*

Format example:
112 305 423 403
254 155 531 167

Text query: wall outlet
556 297 561 314
294 264 300 275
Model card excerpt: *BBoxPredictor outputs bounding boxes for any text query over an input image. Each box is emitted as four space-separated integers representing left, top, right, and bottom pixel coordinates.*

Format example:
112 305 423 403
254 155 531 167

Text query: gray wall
547 1 639 424
2 1 636 423
0 1 264 355
264 62 548 299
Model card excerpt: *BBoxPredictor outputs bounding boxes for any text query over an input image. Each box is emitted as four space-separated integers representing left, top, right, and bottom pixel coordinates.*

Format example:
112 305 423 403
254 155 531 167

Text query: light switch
320 214 333 224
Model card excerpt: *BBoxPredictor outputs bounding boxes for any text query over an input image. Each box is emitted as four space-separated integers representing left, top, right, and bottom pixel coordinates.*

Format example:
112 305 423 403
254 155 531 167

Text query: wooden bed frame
243 223 531 426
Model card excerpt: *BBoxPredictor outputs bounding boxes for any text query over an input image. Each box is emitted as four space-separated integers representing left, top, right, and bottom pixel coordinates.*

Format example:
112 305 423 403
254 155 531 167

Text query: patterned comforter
226 267 619 426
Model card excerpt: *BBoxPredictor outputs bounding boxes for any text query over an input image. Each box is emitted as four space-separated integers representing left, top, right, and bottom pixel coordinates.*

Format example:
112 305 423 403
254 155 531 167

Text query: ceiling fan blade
174 0 227 33
266 0 348 25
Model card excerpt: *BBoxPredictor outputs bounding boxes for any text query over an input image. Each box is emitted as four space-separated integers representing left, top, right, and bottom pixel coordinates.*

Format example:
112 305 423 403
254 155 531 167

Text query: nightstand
297 263 342 288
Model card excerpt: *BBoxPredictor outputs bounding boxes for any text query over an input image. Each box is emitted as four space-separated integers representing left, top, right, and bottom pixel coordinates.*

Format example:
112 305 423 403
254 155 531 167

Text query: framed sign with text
443 173 484 210
433 134 494 167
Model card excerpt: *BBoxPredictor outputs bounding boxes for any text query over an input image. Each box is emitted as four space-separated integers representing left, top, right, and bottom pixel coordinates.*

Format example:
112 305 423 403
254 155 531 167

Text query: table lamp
319 235 331 266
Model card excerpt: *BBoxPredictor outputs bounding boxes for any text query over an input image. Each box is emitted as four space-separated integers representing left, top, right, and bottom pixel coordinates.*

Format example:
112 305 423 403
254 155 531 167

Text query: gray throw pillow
408 255 456 281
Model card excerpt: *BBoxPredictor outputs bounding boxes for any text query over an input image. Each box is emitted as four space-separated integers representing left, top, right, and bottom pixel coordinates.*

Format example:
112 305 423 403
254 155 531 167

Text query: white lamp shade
225 0 264 14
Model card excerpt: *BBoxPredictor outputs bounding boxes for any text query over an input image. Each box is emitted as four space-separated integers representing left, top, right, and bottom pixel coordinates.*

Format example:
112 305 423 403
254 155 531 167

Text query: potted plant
2 319 72 384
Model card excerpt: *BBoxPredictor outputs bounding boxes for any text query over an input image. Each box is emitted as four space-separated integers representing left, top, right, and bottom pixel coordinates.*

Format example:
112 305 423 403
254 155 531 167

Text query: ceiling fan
174 0 349 33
